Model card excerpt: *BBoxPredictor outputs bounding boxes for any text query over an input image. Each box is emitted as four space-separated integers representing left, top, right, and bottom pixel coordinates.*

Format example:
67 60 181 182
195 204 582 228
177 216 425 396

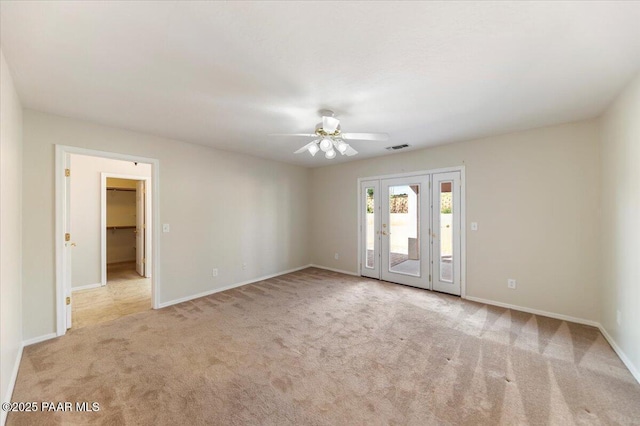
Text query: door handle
382 231 388 236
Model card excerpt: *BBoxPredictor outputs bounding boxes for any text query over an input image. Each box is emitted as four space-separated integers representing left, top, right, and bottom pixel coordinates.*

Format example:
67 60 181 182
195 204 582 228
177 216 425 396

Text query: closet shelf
107 187 136 192
107 226 136 230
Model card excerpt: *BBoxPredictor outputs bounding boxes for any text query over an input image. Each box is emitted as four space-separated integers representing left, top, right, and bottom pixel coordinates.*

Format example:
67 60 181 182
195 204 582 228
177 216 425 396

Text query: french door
360 171 462 296
431 172 461 294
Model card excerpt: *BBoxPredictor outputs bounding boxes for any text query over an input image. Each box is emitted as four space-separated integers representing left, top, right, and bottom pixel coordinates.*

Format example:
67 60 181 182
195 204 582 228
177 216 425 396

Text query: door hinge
142 258 146 264
66 296 71 305
65 233 71 242
429 274 431 282
65 168 70 177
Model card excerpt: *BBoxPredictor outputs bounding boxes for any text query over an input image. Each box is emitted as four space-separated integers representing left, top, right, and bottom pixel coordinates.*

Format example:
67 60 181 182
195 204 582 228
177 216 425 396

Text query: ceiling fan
272 110 389 159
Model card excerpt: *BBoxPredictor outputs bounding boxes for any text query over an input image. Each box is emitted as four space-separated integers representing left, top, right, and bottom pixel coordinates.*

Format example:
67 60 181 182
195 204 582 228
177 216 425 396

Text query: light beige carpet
8 268 640 425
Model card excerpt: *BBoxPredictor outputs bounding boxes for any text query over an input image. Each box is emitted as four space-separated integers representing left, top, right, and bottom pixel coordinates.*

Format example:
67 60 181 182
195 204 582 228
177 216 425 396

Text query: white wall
0 49 23 423
22 110 310 340
599 72 640 378
311 121 601 322
70 154 151 288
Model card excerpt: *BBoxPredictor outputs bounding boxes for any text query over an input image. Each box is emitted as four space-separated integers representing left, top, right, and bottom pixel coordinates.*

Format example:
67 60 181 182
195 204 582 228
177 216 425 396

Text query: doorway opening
102 175 151 283
55 146 160 336
359 167 465 296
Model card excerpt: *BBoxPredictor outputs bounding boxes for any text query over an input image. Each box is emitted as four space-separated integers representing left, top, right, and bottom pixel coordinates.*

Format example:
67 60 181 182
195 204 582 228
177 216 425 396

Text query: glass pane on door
439 181 453 282
365 187 375 269
388 184 420 276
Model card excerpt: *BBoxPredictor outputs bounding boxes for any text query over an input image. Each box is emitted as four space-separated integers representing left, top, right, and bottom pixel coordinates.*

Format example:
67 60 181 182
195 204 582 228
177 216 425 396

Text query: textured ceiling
2 1 640 167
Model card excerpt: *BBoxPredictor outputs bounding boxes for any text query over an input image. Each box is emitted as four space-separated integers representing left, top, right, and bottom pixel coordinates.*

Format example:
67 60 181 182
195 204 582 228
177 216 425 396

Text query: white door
63 153 73 329
432 172 461 295
360 180 380 279
135 180 145 276
380 175 430 289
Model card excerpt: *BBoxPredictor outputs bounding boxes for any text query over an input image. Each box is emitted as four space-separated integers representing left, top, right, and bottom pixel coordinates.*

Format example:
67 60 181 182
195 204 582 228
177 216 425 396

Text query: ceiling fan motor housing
315 122 341 137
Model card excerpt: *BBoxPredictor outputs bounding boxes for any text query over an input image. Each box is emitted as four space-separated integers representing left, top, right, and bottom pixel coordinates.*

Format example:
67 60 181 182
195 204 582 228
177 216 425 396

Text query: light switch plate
471 222 478 231
162 224 170 233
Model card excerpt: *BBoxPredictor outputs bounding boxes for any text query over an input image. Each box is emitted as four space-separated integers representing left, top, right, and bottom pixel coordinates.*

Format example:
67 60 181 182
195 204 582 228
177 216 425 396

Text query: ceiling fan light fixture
336 140 348 154
280 110 379 159
319 138 332 152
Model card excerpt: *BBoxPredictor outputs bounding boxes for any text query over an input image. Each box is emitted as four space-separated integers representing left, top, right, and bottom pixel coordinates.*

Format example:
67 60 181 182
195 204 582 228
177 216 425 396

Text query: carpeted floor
8 268 640 425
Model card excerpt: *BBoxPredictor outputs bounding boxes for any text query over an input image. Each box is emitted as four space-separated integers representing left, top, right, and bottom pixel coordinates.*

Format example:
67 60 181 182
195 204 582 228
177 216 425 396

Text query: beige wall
70 154 151 288
310 121 601 322
0 49 23 418
22 110 310 340
600 73 640 377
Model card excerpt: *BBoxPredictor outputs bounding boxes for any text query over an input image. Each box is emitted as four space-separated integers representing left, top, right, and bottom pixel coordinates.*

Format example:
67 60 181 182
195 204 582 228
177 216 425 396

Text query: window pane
439 181 453 282
365 187 375 269
389 184 420 277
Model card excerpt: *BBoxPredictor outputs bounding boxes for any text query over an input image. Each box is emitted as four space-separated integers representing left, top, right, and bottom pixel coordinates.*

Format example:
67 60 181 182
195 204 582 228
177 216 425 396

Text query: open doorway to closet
102 175 150 283
67 154 152 329
359 168 465 296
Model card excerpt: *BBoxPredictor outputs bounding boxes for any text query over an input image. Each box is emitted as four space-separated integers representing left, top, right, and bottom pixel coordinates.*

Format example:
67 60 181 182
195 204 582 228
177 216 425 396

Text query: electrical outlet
617 310 622 326
334 253 339 260
212 268 218 277
507 279 516 289
242 263 247 270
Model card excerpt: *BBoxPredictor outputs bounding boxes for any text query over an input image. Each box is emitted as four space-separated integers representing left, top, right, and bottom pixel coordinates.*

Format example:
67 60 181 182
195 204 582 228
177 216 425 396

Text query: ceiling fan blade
345 146 358 156
294 140 319 154
322 116 340 133
342 132 389 141
269 133 317 138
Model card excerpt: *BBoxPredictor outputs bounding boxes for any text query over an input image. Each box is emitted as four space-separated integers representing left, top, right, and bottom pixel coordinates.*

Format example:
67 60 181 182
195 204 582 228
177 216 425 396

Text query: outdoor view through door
388 184 420 276
360 169 462 296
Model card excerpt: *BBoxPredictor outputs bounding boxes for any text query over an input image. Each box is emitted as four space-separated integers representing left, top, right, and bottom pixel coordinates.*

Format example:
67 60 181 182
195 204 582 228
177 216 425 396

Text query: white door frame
101 173 152 286
356 166 466 297
55 145 161 337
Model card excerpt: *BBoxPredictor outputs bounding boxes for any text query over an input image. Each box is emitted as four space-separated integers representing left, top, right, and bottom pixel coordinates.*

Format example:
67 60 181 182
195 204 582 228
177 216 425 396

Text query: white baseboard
463 296 600 328
1 344 24 426
598 325 640 384
23 333 57 347
308 264 360 277
158 264 313 309
72 282 102 292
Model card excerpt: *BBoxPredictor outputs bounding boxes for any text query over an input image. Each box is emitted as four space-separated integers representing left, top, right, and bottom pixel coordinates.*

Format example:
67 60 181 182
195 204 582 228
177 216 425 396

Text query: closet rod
106 187 136 192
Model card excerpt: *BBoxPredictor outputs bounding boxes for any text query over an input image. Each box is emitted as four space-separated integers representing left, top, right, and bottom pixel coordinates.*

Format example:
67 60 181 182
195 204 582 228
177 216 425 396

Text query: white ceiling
2 2 640 167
